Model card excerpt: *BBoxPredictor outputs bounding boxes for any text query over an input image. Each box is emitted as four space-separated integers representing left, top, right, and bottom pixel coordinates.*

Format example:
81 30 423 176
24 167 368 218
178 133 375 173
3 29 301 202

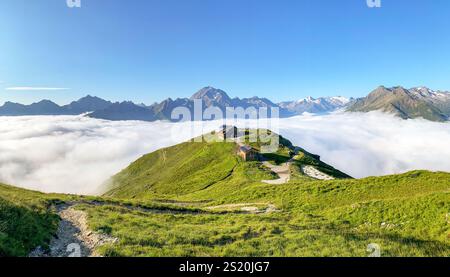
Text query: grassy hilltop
103 130 349 200
0 130 449 257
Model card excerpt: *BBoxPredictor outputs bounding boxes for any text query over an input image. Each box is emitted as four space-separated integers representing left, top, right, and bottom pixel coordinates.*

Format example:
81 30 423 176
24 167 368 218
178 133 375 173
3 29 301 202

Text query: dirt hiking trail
29 204 117 257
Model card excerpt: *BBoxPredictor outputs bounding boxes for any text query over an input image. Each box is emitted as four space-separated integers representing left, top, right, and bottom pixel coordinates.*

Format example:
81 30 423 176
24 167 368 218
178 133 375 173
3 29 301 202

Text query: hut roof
239 145 253 153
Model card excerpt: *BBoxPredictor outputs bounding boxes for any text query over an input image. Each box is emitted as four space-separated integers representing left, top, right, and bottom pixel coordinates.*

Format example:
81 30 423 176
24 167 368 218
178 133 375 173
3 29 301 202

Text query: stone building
238 145 259 161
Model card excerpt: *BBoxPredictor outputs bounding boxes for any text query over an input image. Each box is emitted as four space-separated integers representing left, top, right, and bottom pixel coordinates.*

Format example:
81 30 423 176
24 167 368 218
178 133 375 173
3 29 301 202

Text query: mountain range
1 85 450 122
0 95 111 116
0 87 349 121
348 86 450 122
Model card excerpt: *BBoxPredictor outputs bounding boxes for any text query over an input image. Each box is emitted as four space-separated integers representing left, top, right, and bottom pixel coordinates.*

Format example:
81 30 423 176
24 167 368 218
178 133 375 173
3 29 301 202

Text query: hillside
1 169 449 257
82 170 450 257
347 86 450 122
102 129 350 200
0 184 60 256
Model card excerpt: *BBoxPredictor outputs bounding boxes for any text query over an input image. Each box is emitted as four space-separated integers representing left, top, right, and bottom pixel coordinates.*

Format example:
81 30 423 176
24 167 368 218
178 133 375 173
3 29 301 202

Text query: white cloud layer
0 112 449 195
275 112 450 179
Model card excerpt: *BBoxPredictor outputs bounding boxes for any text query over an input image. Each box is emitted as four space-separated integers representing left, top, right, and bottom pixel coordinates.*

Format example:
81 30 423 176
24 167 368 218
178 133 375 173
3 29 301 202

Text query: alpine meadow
1 0 450 263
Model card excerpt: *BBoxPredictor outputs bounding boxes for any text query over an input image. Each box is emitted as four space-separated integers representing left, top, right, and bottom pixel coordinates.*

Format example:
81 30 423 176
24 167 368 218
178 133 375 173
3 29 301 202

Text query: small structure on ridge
238 145 259 161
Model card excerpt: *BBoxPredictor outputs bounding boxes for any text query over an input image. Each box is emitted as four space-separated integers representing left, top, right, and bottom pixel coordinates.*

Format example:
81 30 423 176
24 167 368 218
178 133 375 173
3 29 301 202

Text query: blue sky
1 0 450 105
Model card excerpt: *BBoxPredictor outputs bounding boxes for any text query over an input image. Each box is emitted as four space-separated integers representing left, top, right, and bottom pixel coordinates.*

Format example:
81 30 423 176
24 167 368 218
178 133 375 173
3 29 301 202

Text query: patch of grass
104 141 239 199
0 184 62 256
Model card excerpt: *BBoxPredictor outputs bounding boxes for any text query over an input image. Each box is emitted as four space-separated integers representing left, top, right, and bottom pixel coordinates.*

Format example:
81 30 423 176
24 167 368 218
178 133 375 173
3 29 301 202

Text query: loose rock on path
29 204 117 257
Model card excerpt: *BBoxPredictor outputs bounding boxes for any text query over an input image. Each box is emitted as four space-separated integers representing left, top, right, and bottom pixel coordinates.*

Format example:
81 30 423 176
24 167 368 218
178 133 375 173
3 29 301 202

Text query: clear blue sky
1 0 450 105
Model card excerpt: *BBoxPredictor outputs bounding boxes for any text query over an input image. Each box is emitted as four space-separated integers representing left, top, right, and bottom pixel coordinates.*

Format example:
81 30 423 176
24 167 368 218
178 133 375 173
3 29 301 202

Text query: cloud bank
0 112 449 195
275 112 450 179
0 116 197 194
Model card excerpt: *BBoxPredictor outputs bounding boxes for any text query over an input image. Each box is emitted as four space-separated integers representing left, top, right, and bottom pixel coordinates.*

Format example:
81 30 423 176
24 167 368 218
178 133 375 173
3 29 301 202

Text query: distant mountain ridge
2 85 449 122
0 87 346 121
0 95 111 116
88 87 349 120
89 101 156 121
347 86 450 122
62 95 112 115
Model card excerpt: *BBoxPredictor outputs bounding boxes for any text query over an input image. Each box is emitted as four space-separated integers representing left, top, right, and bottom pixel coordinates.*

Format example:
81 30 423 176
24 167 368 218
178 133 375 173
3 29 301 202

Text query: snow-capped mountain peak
328 96 351 105
409 87 450 100
279 96 351 114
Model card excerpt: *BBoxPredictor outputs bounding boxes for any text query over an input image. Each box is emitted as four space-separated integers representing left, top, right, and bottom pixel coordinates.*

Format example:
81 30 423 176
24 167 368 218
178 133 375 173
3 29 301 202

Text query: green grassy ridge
80 170 450 257
103 140 280 200
103 131 350 200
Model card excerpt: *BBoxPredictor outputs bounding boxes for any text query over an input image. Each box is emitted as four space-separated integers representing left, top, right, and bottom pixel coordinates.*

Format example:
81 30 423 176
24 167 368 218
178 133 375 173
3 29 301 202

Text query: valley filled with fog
1 112 450 195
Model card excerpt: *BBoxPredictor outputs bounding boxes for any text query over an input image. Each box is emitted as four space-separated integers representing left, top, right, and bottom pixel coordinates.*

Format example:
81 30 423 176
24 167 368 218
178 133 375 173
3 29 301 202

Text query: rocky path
301 165 334 180
261 161 291 184
206 203 278 214
261 161 336 183
29 204 117 257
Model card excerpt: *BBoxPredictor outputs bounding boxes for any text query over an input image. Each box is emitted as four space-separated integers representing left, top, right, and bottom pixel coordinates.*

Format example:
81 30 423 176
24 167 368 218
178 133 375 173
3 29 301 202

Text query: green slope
1 170 449 257
103 131 350 200
0 184 60 256
82 170 450 257
103 141 275 199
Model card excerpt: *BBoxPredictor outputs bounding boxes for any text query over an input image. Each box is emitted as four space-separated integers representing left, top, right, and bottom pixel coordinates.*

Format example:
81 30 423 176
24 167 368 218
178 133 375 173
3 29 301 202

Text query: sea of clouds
1 112 450 195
